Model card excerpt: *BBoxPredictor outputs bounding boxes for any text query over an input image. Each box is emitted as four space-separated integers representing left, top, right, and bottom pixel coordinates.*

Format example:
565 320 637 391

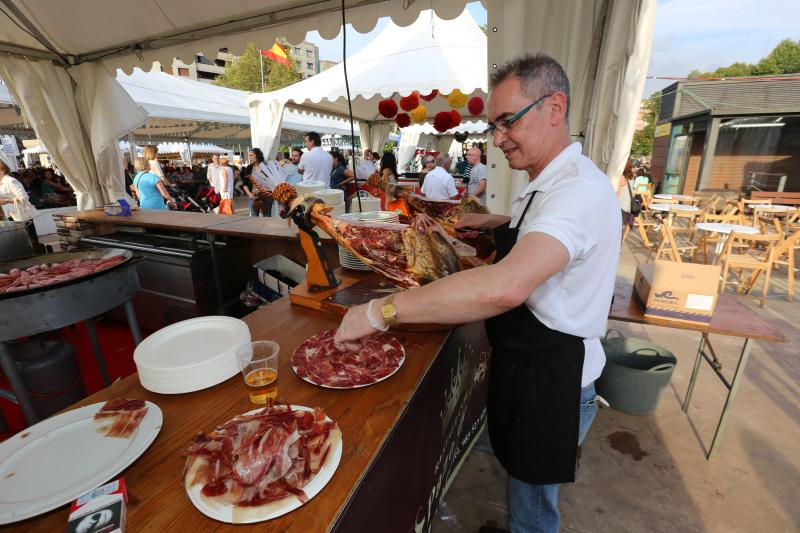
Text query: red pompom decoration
420 90 439 101
378 98 398 118
399 91 420 112
395 113 411 128
433 111 454 133
467 96 484 115
450 109 461 128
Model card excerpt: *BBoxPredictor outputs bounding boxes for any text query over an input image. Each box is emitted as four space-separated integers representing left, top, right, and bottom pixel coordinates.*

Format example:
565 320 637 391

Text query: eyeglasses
488 93 554 136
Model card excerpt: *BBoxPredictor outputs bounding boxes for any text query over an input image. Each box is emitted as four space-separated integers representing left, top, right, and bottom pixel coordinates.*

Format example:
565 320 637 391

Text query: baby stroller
168 183 207 212
196 185 221 212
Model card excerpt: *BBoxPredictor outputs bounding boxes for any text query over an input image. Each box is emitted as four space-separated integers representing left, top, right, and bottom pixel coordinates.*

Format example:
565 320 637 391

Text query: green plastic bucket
597 330 677 416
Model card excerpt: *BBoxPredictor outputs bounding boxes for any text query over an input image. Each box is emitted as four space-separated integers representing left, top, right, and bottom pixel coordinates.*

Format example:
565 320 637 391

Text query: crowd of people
120 131 491 215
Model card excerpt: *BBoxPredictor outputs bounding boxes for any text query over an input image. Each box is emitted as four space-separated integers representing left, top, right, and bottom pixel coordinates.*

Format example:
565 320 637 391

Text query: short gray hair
490 53 571 117
435 153 451 168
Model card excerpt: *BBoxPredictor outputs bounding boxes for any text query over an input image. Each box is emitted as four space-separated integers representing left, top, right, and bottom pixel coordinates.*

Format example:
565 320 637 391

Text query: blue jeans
507 383 598 533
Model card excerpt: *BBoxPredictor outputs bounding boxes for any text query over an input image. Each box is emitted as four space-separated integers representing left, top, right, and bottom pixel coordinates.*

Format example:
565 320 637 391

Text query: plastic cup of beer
237 341 279 404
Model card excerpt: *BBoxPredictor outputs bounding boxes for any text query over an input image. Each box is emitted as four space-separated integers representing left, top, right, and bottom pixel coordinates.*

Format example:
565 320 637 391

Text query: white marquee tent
117 69 360 144
0 0 654 215
248 8 487 162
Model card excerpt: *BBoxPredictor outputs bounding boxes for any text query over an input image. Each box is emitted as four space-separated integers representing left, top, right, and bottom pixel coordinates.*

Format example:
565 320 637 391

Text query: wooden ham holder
287 199 361 314
286 197 448 331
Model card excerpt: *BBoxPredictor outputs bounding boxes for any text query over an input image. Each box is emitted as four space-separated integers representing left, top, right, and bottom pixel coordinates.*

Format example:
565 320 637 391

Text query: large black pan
0 248 138 300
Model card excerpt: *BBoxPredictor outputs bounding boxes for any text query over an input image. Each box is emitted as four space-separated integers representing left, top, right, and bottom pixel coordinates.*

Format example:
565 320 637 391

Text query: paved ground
433 239 800 533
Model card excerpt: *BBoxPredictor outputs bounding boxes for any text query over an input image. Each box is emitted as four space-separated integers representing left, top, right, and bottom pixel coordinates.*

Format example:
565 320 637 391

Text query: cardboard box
67 479 127 533
255 255 306 297
634 260 721 324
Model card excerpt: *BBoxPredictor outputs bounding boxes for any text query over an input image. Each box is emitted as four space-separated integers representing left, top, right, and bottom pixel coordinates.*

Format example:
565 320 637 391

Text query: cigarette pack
67 478 127 533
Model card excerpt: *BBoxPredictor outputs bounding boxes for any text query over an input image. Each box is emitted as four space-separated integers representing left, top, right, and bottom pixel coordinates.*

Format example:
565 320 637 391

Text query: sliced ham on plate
93 398 148 438
183 403 341 521
291 329 405 389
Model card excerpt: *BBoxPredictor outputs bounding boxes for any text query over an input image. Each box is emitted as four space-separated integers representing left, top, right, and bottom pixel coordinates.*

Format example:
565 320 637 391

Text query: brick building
652 76 800 195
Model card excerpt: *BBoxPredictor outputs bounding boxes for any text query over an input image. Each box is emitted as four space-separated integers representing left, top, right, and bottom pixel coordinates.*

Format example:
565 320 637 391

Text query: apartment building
289 42 320 79
158 49 236 83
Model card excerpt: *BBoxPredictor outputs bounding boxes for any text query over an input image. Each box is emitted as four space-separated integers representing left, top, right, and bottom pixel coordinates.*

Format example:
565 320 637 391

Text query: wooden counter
0 297 465 532
60 208 251 233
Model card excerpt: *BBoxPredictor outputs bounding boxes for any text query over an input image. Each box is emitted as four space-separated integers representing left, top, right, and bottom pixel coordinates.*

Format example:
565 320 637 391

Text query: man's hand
333 303 377 351
454 213 512 231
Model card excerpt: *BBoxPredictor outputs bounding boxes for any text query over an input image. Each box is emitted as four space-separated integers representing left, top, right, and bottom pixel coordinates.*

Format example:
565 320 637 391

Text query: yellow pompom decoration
446 89 469 109
409 105 428 124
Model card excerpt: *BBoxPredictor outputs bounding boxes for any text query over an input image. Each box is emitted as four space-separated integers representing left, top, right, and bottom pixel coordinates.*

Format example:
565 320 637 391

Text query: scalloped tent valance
247 7 487 123
0 0 475 72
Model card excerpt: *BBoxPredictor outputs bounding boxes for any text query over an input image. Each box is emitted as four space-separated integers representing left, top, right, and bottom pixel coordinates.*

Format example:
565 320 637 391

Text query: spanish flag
260 42 290 66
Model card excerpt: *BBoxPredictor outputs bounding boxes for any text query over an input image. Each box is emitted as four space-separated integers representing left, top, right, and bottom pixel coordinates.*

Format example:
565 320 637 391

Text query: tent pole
185 138 192 164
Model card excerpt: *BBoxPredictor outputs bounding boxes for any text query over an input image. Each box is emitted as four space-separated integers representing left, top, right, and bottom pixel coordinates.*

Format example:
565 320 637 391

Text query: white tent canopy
0 0 654 213
1 69 361 144
118 69 359 143
0 1 472 73
248 7 487 158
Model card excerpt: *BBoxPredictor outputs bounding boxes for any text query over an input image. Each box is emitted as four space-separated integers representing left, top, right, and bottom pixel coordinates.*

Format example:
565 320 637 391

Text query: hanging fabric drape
437 136 453 158
248 99 285 159
584 0 656 188
447 139 463 167
486 0 655 215
358 122 394 155
358 120 371 154
396 129 421 171
0 57 146 209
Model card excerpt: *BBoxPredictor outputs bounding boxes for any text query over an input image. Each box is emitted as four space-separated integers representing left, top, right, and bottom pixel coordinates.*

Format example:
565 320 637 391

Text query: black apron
484 191 585 485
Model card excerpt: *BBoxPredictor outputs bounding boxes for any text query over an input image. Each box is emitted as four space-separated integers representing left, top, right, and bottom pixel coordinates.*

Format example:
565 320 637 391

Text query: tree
630 91 661 157
689 38 800 78
214 42 301 93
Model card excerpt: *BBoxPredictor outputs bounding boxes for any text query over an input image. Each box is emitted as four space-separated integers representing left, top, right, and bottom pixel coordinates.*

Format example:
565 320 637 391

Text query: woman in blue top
132 157 175 210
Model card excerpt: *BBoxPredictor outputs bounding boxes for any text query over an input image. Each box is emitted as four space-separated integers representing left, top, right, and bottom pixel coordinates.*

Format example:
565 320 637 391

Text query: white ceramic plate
185 405 342 523
134 316 249 372
0 401 162 525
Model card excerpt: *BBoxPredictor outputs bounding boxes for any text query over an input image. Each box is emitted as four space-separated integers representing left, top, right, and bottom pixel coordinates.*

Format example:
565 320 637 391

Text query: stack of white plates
336 211 400 271
351 193 381 213
312 188 345 206
134 316 251 394
296 180 326 196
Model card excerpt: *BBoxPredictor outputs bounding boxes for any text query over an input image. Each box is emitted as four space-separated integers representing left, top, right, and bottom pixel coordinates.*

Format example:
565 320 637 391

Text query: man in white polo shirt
334 53 621 533
420 153 458 200
297 131 333 188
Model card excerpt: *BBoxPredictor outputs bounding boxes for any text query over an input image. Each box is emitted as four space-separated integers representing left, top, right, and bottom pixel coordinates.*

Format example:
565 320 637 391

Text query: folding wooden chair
768 228 800 302
651 215 696 262
718 232 780 307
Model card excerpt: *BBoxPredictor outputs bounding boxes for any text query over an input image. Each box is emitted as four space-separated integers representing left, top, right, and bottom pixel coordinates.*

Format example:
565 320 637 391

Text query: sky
304 0 799 99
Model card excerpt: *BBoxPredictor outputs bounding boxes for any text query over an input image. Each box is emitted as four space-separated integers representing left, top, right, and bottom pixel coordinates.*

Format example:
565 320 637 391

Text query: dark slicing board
324 280 401 308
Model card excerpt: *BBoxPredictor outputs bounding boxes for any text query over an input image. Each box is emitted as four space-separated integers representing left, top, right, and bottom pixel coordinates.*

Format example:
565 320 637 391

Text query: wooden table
1 296 488 531
609 283 787 458
61 208 252 233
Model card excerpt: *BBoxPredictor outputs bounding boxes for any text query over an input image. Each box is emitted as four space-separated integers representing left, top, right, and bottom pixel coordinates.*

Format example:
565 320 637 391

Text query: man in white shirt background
465 146 488 204
206 154 221 192
298 131 333 187
420 153 458 200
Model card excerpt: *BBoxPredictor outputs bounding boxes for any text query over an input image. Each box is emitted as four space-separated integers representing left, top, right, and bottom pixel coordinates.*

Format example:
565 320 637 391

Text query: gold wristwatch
381 293 400 328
